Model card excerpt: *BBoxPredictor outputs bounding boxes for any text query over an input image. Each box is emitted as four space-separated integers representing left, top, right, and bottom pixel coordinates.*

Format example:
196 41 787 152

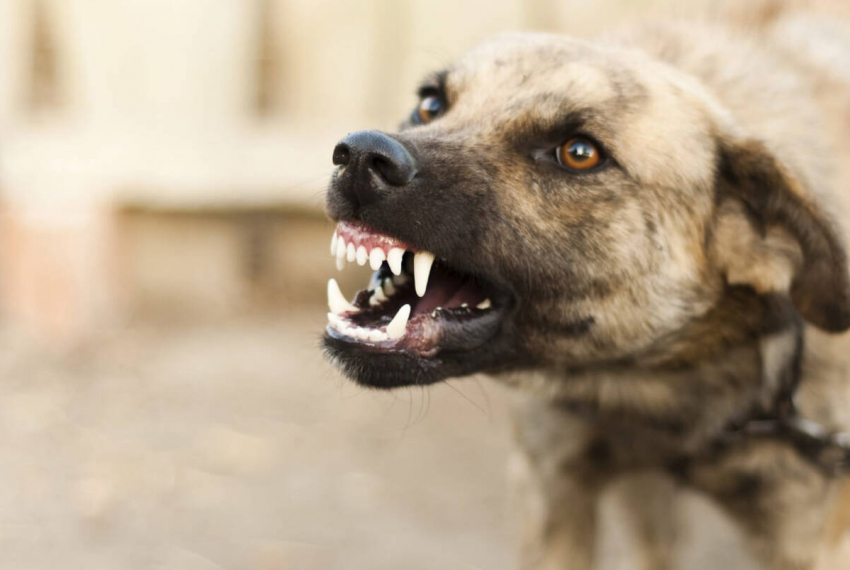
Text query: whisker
445 380 488 416
472 376 493 421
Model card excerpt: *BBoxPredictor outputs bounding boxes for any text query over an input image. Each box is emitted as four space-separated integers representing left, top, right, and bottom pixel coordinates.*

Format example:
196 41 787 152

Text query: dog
322 9 850 569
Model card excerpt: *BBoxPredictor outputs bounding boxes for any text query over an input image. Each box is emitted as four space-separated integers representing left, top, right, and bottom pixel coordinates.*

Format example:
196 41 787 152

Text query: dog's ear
712 138 850 332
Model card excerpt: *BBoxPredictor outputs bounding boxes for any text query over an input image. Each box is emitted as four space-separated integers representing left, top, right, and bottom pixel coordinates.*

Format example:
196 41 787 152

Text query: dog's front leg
510 398 604 570
688 439 835 570
514 458 600 570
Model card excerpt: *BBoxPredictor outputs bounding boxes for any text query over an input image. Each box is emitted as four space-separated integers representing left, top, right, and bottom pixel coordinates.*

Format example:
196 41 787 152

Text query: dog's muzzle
332 130 417 209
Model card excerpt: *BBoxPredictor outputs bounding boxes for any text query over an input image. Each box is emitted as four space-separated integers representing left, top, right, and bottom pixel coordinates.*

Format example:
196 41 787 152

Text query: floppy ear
712 138 850 332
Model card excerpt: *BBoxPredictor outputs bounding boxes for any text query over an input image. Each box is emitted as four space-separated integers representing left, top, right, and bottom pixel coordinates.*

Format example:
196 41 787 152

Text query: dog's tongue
412 266 485 315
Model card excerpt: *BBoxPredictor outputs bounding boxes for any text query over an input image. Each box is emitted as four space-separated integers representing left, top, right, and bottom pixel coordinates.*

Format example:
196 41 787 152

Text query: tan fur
466 10 850 570
712 200 804 295
329 3 850 567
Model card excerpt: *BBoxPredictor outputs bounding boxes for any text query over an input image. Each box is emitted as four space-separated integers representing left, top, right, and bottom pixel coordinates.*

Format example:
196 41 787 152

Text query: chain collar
716 319 850 475
719 416 850 475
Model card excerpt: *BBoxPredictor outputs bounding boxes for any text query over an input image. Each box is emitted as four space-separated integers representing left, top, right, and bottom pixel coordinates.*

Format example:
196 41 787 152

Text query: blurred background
0 0 844 569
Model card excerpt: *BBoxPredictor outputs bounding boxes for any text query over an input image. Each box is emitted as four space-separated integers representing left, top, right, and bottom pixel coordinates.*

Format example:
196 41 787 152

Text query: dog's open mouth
325 221 506 358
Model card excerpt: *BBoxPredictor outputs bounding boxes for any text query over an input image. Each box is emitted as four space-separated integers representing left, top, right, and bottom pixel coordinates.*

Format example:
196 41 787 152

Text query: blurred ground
0 306 516 570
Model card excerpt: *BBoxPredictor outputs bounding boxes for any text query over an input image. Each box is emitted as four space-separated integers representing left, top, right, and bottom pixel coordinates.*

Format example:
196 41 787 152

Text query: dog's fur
325 6 850 569
498 16 850 569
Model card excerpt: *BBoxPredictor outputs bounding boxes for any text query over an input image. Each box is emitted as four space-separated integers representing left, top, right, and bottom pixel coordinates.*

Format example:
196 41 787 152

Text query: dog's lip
325 220 511 358
333 220 420 254
326 304 505 358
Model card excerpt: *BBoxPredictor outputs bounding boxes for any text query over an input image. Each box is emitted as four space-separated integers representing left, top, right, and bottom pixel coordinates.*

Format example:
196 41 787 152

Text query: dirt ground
0 306 517 570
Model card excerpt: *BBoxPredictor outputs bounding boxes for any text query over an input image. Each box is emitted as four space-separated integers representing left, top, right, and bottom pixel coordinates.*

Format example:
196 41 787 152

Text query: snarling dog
322 15 850 570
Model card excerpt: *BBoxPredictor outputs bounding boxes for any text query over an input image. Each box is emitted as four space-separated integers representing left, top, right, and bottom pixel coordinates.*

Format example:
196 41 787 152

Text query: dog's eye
557 138 601 171
414 96 443 125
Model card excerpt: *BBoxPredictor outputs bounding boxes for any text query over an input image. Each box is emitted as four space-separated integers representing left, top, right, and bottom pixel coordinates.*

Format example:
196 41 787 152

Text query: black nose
331 131 417 207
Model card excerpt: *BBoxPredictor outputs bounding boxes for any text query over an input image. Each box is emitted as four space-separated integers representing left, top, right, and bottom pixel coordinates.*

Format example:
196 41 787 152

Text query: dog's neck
499 288 806 454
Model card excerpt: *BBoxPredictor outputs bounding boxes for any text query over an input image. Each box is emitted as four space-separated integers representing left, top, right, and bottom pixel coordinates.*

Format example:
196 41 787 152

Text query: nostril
368 153 416 186
332 143 351 166
369 155 391 179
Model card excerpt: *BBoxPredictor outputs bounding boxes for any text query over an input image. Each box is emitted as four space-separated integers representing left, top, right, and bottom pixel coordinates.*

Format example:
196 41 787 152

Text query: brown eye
557 138 601 170
415 96 443 124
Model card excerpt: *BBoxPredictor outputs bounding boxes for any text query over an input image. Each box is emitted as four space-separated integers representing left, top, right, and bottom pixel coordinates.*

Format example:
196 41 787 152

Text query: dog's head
322 32 850 389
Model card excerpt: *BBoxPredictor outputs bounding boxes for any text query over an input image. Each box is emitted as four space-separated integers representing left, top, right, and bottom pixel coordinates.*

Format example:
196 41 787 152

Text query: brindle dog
322 13 850 570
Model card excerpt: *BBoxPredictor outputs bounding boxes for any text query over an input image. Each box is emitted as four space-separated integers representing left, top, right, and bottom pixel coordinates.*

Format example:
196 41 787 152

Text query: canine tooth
369 329 387 342
386 304 411 339
387 248 404 275
327 312 343 328
346 242 356 262
330 232 338 255
369 248 386 271
336 256 345 271
382 279 396 296
328 278 358 314
413 251 435 297
356 246 368 266
476 298 492 310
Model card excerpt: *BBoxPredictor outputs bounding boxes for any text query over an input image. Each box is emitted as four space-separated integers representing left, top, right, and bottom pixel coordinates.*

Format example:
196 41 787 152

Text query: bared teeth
327 278 358 314
326 311 390 343
387 248 404 276
369 248 385 271
368 329 388 342
386 304 411 339
328 225 483 344
356 245 368 266
413 251 435 297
